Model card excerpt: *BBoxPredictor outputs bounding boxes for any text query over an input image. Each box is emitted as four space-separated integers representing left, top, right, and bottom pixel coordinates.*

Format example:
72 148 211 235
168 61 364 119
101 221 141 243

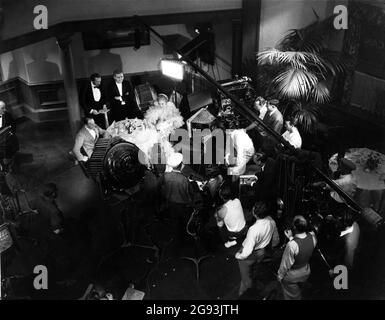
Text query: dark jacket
106 80 142 121
80 82 106 115
80 82 108 128
160 170 195 206
0 111 18 159
255 157 278 201
262 108 283 135
0 111 16 133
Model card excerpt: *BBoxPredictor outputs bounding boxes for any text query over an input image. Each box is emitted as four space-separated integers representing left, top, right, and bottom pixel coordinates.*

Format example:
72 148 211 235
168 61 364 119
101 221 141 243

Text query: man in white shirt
107 69 142 121
215 184 247 248
282 118 302 149
277 215 316 300
235 202 280 296
226 129 255 177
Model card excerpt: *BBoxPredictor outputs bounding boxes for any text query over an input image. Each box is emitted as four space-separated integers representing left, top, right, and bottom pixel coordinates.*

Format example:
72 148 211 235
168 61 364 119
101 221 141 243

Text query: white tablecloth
329 148 385 190
106 119 174 166
329 148 385 215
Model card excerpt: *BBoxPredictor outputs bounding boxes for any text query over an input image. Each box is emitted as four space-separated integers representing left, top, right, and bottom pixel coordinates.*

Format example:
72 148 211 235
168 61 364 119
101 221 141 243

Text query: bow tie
93 85 100 89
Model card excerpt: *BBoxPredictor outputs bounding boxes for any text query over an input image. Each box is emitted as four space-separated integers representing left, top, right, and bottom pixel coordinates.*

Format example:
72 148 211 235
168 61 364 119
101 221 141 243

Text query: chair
67 150 90 179
121 286 145 300
134 83 157 113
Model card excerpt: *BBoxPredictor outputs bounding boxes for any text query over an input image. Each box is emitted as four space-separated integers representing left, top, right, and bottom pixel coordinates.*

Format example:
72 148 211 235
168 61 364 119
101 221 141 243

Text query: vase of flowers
365 152 380 172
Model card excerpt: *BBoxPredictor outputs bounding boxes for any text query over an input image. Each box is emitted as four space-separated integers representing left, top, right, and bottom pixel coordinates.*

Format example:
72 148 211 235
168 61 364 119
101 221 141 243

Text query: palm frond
257 49 330 72
273 68 319 100
311 81 330 103
292 105 321 134
322 50 349 75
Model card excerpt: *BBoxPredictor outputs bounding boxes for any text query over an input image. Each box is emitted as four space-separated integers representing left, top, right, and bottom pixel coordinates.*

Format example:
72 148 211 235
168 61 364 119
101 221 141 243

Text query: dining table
106 118 174 167
329 148 385 216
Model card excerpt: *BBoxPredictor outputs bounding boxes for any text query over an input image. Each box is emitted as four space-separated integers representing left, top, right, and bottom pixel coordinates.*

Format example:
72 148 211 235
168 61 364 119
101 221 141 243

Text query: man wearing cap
160 152 196 242
277 215 317 300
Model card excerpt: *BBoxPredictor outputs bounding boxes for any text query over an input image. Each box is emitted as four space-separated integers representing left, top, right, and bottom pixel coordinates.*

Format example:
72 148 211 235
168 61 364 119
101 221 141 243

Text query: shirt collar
85 126 96 134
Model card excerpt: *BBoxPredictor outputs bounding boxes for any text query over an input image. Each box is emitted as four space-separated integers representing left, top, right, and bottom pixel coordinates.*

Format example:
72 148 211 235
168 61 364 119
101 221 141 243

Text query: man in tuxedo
80 73 108 129
0 100 15 133
0 101 18 166
106 69 142 122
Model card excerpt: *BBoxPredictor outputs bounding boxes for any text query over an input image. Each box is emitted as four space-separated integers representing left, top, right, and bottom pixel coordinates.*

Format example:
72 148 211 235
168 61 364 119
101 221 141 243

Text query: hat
340 158 356 172
167 152 183 168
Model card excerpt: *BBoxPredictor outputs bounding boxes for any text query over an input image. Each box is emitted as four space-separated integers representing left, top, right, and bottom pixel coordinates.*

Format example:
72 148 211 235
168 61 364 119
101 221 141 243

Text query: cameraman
277 215 317 300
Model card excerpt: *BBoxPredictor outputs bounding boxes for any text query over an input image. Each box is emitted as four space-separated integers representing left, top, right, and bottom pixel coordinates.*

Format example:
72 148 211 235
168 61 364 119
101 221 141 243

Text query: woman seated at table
144 93 184 136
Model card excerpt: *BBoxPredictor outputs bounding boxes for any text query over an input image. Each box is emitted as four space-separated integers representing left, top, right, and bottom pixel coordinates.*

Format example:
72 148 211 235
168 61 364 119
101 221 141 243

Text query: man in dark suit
80 73 108 129
160 153 196 243
261 99 283 136
259 99 283 157
0 100 18 166
252 152 278 204
106 69 142 122
0 100 15 133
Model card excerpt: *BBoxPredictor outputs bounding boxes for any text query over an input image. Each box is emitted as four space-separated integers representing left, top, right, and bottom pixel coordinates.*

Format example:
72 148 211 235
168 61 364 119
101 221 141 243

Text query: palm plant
256 13 347 133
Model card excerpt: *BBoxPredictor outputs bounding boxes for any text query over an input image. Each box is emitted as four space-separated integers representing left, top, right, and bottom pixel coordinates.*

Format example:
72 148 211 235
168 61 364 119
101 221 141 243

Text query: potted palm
256 14 347 133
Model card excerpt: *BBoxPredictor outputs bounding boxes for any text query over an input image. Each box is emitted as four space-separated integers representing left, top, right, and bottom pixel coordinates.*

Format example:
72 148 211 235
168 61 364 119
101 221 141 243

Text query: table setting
329 148 385 215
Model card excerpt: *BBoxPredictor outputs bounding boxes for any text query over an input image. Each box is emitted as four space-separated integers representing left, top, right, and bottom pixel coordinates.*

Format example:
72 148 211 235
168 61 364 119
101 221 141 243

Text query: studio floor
2 118 385 300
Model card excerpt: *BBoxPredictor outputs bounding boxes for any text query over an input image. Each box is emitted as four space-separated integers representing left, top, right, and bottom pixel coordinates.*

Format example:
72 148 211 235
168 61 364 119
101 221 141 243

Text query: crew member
215 183 247 248
0 100 19 168
277 215 317 300
160 152 196 243
282 117 302 149
235 202 280 296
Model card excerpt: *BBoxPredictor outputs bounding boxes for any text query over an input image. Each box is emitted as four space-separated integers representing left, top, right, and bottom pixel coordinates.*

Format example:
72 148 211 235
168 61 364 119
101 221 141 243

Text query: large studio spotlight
160 59 184 81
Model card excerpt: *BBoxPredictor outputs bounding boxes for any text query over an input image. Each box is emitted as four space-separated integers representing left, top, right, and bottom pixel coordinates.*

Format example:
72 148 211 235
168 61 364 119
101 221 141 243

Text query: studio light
160 59 184 81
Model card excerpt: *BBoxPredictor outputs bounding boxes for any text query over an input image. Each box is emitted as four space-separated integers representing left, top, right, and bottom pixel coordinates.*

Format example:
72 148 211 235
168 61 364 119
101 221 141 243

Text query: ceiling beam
0 9 241 54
